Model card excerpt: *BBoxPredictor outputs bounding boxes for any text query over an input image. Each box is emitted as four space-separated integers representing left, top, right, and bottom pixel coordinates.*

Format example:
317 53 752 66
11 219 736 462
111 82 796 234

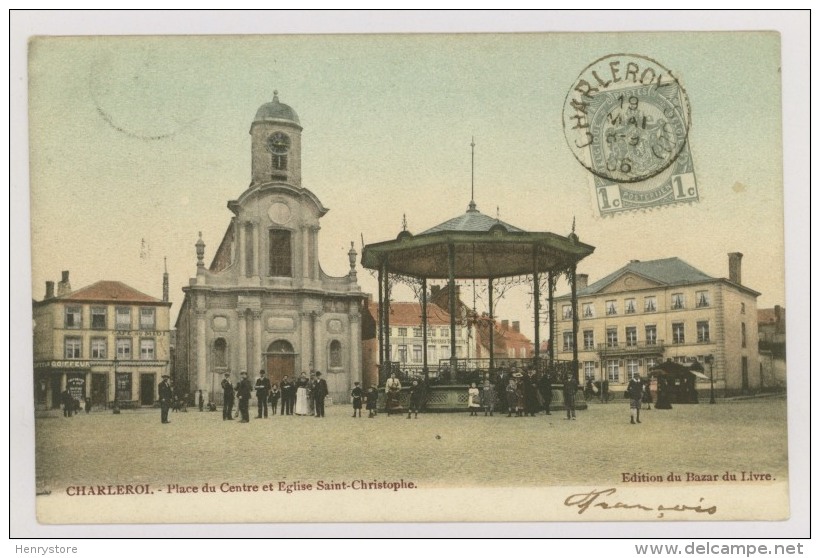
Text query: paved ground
35 396 788 491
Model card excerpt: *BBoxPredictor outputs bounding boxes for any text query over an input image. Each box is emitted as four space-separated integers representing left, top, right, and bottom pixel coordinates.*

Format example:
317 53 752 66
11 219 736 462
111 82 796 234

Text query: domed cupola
250 90 303 187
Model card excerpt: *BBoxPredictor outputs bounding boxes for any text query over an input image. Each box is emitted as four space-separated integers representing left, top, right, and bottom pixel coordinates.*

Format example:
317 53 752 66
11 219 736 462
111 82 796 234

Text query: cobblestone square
35 396 788 492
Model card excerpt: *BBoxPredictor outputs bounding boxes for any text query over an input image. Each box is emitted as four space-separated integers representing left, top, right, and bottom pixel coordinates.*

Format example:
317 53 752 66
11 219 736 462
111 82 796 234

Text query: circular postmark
563 54 691 184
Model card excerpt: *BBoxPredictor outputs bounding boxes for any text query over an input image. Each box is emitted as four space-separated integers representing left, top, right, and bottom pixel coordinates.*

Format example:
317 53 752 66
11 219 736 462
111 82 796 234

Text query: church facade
175 93 365 404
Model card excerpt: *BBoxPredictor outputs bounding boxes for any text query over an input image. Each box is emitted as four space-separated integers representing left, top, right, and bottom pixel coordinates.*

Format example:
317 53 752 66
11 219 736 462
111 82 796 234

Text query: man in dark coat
280 375 294 415
255 370 271 418
313 371 329 418
538 371 553 415
221 372 235 420
236 371 252 422
61 389 74 418
158 375 173 424
563 372 579 420
495 368 509 414
523 369 540 416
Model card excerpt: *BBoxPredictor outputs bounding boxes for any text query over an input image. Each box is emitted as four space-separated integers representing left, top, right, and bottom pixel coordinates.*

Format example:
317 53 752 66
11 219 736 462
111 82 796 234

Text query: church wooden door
266 354 295 385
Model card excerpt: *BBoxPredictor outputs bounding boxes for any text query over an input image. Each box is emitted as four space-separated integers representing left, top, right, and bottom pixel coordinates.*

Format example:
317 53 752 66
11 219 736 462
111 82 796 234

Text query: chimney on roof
45 281 55 300
501 319 509 329
162 257 169 303
57 270 71 297
577 273 589 290
431 285 440 296
512 321 520 333
728 252 743 284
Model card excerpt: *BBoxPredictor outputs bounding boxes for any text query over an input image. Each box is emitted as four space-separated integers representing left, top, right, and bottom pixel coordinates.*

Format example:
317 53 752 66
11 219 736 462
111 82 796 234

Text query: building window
582 302 594 318
645 325 657 345
606 327 618 348
429 328 436 337
213 338 227 368
697 321 710 343
671 293 685 310
624 298 636 314
626 358 639 379
269 229 292 277
606 359 620 382
440 328 449 337
397 327 407 337
116 338 132 360
412 327 422 338
441 345 450 360
562 331 574 351
90 338 107 359
644 296 657 312
605 300 617 316
427 345 435 362
583 330 595 350
626 326 637 347
116 307 131 330
272 153 288 172
645 357 657 371
397 345 407 363
672 322 685 344
508 348 515 358
329 340 342 368
139 307 156 330
64 337 82 359
412 345 422 362
140 339 156 360
583 361 596 381
91 307 107 329
741 322 747 348
562 305 573 320
696 290 710 308
741 302 746 314
65 306 82 329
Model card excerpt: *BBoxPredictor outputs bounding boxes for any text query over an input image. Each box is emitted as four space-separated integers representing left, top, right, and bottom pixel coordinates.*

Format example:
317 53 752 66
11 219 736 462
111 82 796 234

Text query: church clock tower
250 90 302 187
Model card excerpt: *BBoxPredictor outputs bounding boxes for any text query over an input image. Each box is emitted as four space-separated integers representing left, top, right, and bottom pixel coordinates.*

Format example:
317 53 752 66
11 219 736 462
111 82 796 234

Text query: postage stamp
563 54 697 216
13 22 803 537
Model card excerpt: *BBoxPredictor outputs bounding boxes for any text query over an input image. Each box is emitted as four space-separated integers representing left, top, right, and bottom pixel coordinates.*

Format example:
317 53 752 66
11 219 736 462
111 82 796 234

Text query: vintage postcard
13 15 808 535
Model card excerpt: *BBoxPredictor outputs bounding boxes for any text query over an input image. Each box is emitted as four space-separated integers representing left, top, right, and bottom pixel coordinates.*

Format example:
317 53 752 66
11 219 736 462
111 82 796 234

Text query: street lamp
705 355 715 404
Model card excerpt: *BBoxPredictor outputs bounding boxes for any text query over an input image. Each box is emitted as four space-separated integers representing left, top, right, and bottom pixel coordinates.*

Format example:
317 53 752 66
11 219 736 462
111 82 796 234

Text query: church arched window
329 340 342 368
213 338 228 369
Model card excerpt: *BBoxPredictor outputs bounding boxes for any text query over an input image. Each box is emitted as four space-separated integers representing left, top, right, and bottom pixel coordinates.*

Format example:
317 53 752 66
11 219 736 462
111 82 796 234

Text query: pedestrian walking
255 370 271 418
61 389 74 418
159 375 173 424
627 374 643 424
563 372 578 420
366 385 379 418
221 372 235 420
351 381 363 418
313 371 329 418
467 382 480 416
236 371 252 422
481 379 496 417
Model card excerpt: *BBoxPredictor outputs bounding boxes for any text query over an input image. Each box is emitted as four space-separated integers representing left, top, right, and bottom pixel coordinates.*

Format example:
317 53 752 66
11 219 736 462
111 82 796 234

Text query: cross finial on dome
273 89 279 101
402 213 408 231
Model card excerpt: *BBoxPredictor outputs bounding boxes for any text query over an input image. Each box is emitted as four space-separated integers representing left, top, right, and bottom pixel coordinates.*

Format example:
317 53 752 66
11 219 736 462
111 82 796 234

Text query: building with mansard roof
174 93 366 405
32 270 172 410
553 253 761 397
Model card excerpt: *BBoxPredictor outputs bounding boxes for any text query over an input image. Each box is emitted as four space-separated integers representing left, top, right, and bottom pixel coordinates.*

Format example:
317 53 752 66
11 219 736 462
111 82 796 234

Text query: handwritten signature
564 488 717 518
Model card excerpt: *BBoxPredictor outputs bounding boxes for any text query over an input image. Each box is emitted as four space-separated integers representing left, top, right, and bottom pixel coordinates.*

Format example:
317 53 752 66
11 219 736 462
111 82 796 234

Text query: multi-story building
32 271 172 409
174 93 365 404
553 254 760 396
474 318 534 361
361 299 470 386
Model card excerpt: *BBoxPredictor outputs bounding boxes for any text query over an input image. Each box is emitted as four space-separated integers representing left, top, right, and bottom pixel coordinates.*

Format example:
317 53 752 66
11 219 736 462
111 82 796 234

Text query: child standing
268 384 281 416
481 379 495 416
365 385 379 418
467 382 481 416
407 380 422 419
351 381 363 418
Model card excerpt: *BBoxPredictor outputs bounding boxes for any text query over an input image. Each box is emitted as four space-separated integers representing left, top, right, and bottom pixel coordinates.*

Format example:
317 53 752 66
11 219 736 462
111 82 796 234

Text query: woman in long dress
294 372 310 415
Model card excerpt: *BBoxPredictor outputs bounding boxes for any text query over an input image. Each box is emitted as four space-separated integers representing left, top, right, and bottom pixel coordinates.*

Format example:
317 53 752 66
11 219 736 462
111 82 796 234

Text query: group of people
59 389 90 417
219 370 330 423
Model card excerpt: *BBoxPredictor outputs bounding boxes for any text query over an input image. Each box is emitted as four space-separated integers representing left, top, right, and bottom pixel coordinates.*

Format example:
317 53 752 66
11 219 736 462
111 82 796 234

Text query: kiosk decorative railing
379 357 576 386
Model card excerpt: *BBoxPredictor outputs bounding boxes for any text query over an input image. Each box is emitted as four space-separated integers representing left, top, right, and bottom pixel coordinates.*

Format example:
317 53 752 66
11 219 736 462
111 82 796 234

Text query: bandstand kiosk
361 199 595 411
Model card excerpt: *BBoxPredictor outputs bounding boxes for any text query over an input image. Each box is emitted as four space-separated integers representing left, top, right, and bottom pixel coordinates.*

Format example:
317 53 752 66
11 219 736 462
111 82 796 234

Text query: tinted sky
28 32 785 337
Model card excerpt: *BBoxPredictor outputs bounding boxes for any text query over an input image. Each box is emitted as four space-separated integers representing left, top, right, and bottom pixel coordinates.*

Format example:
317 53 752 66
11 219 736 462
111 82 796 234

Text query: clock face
266 132 291 155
